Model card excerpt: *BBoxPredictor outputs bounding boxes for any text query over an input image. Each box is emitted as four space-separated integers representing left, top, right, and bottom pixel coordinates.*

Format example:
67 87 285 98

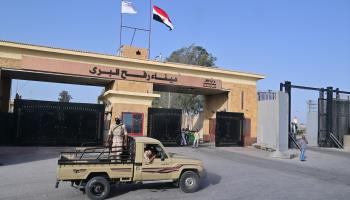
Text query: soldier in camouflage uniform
108 117 128 157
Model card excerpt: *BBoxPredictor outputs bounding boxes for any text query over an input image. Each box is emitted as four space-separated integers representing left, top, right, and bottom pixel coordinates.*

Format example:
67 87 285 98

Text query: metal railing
59 137 136 165
59 146 135 165
288 132 300 149
329 132 343 149
258 91 277 101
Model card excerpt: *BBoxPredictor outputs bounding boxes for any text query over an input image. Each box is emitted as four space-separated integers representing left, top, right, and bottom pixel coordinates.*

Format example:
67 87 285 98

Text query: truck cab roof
132 136 161 144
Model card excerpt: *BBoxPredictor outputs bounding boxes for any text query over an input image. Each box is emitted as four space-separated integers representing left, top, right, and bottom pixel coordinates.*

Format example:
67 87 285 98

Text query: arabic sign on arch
89 66 178 83
21 56 222 90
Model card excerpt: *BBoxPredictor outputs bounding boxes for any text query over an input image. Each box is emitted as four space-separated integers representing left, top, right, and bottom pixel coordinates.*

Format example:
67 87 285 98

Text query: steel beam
326 87 333 145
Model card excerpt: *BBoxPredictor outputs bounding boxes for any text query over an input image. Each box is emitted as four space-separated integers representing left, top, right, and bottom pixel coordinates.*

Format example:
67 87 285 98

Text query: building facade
0 41 264 145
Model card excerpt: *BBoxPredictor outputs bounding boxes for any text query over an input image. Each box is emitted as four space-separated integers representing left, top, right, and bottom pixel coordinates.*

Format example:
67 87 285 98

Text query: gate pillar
0 70 11 112
101 80 160 140
203 93 228 142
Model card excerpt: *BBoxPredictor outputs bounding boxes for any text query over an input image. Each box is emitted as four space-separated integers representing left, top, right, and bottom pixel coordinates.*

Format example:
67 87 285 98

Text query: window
144 144 168 159
122 112 144 136
241 91 245 110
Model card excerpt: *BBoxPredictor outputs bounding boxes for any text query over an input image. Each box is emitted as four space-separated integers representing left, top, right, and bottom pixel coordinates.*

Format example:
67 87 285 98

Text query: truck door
141 143 173 181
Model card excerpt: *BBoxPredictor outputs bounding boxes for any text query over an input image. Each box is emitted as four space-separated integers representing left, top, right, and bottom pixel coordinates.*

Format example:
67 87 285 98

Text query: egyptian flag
153 6 174 30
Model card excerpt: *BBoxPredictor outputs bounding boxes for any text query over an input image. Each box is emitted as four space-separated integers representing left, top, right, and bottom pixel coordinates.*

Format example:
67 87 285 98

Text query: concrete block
344 135 350 152
271 150 298 159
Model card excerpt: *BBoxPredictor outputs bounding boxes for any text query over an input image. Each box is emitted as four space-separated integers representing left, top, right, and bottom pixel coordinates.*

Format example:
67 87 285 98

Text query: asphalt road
0 146 349 200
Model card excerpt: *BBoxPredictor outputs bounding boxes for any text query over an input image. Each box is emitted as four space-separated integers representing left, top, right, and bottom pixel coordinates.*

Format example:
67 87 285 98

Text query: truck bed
58 148 133 164
58 138 135 165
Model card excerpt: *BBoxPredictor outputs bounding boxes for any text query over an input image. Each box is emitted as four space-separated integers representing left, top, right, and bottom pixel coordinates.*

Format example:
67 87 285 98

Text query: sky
0 0 349 122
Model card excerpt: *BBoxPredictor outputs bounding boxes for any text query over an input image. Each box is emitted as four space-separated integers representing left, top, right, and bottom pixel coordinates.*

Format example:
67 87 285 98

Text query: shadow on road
109 182 177 198
108 171 221 198
200 171 221 190
0 147 73 166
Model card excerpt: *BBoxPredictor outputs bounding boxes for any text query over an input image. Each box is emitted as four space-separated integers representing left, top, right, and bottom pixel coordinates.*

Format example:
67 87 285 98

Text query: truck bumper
199 169 207 179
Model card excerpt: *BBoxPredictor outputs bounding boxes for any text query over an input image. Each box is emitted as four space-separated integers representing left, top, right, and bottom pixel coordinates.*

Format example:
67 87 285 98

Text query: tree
167 44 217 67
97 88 105 104
58 90 73 102
152 91 171 108
153 44 217 114
173 93 204 114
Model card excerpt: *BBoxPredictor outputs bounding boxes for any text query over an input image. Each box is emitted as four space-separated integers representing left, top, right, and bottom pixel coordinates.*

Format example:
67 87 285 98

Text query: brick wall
110 80 153 94
120 45 149 60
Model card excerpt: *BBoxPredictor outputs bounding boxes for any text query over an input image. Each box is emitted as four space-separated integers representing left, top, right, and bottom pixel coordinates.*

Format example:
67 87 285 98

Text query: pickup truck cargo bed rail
58 137 135 165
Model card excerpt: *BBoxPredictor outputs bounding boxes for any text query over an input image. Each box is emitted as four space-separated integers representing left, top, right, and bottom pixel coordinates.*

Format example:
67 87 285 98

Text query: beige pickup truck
56 136 206 200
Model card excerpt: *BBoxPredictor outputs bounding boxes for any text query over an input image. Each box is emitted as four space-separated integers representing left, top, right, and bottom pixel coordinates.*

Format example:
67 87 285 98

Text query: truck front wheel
85 176 110 200
179 171 200 193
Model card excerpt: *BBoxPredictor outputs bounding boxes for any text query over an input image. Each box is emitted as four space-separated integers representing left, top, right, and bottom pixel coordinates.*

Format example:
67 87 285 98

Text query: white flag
121 1 137 14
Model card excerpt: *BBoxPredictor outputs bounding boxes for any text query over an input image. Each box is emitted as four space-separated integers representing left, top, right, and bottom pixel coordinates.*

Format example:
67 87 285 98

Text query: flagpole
148 0 152 59
119 0 123 55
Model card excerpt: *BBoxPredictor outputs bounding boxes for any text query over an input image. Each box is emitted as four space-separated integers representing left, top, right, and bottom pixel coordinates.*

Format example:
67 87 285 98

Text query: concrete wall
257 92 288 151
306 111 318 146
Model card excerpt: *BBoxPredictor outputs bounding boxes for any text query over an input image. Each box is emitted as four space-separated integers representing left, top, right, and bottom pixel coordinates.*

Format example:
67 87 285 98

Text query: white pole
168 92 171 108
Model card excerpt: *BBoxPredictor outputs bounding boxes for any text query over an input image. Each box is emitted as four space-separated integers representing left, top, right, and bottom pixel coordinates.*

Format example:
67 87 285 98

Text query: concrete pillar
257 92 289 152
344 135 350 152
102 80 160 141
306 110 318 146
0 70 11 112
257 92 291 158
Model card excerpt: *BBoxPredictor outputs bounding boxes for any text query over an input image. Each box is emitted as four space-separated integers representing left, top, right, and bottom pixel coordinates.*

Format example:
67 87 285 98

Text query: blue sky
1 0 349 122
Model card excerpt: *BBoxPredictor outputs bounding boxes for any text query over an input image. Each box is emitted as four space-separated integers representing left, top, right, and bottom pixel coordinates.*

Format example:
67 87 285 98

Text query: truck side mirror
160 152 165 161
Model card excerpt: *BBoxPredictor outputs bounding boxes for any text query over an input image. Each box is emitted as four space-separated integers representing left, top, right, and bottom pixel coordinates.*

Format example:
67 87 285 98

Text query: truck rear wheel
179 171 200 193
85 176 110 200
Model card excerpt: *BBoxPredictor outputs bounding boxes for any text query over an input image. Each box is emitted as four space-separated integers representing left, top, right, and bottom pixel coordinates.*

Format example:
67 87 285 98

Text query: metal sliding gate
319 98 350 147
215 112 244 147
147 108 182 146
13 99 105 146
280 81 350 148
0 112 14 145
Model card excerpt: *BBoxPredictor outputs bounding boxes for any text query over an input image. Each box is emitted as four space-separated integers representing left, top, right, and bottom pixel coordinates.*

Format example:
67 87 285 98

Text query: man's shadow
108 171 221 198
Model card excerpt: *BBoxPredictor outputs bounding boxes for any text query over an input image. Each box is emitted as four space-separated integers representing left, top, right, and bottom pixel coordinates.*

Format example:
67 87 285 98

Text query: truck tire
179 171 200 193
85 176 110 200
